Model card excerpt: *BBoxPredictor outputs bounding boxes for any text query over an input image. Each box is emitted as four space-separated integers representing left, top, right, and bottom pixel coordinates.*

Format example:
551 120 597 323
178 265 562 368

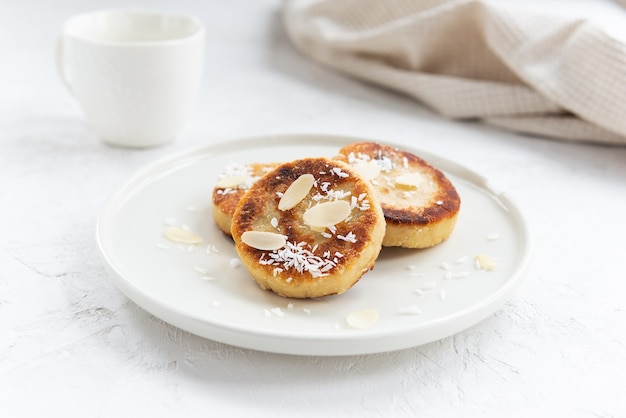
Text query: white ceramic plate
96 134 532 356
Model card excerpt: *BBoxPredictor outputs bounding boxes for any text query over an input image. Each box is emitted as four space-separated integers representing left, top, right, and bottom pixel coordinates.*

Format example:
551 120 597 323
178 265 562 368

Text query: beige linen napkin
282 0 626 145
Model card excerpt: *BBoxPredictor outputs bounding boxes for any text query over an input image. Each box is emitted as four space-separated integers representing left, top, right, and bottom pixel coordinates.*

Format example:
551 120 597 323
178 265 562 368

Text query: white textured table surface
2 1 626 417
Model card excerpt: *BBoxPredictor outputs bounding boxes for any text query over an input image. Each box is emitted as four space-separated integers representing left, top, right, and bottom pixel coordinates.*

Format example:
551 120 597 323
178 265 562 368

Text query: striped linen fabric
282 0 626 145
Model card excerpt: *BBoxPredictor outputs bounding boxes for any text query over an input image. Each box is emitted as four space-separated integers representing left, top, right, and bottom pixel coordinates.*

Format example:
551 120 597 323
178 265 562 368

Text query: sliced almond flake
475 254 497 271
346 309 379 329
395 172 424 188
164 226 202 245
352 160 381 181
216 175 249 188
241 231 287 251
278 174 315 210
303 200 351 228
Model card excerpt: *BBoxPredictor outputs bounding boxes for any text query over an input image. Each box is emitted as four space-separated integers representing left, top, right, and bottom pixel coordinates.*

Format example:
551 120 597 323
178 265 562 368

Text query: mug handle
55 35 73 96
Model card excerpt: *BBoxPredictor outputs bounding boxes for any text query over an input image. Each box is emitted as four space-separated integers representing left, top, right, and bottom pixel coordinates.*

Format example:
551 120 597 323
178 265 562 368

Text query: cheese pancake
230 157 385 299
212 162 278 236
336 142 460 248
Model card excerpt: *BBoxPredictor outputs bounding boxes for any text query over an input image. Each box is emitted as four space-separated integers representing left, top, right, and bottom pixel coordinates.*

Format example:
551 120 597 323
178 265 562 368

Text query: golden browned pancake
336 142 460 248
230 157 385 299
212 162 278 236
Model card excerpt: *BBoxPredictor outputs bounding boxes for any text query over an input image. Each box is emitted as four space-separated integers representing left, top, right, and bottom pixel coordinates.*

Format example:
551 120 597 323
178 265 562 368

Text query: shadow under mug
56 9 205 148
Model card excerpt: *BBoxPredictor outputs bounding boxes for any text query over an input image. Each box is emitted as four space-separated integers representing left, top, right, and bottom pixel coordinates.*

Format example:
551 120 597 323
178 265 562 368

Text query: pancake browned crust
212 162 278 236
336 142 460 248
230 157 385 299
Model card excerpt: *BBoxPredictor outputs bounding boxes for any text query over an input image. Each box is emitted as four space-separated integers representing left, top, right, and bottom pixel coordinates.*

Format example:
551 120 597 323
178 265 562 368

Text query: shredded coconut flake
487 233 500 241
206 244 221 255
415 280 437 292
374 156 393 172
330 167 349 178
444 271 469 279
270 307 285 317
398 305 422 315
163 217 177 226
259 241 337 278
337 231 357 243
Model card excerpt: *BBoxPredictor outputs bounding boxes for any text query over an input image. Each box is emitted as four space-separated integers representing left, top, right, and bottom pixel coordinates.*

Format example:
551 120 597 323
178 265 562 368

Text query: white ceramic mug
56 9 204 148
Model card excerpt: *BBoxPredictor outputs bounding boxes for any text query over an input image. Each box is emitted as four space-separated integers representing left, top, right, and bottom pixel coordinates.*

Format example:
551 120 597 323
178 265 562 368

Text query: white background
1 1 625 417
